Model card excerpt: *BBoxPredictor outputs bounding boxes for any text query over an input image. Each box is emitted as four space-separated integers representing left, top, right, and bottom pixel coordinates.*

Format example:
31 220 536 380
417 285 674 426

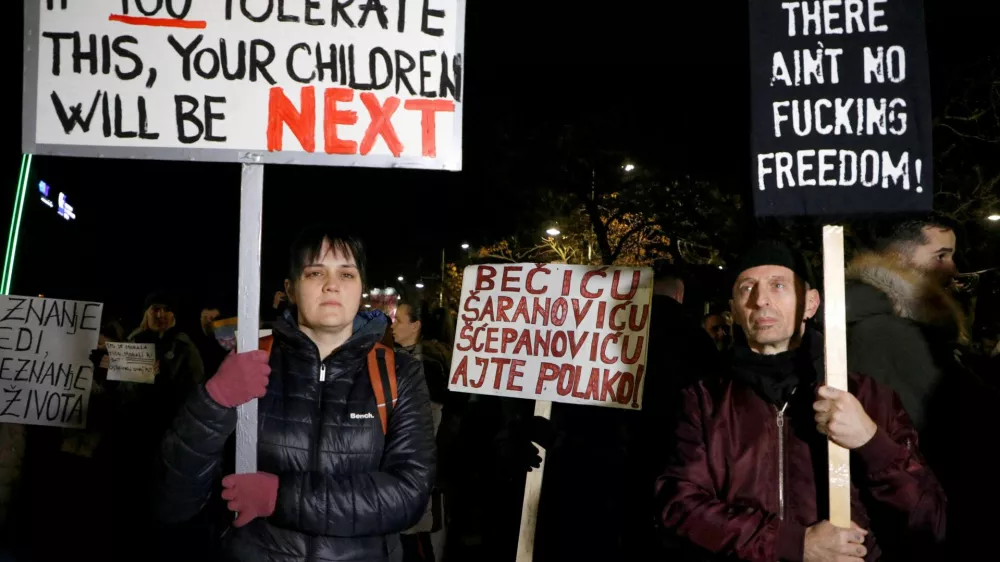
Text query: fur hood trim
845 252 967 340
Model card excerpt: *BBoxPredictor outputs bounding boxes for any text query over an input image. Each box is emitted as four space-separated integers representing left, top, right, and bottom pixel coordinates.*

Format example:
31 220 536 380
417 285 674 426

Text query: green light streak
1 156 27 291
2 154 33 295
1 156 28 294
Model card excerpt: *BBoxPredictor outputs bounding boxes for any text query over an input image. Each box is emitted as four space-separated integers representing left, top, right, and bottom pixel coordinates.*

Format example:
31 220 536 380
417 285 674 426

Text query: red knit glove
221 472 279 528
205 350 271 408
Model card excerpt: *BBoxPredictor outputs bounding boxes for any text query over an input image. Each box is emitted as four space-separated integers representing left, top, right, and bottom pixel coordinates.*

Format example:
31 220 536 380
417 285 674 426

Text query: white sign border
21 0 466 171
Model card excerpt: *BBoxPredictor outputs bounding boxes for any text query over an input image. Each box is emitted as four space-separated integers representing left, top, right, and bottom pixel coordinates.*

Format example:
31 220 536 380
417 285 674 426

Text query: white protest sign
0 295 103 428
106 342 157 383
449 264 653 409
24 0 466 170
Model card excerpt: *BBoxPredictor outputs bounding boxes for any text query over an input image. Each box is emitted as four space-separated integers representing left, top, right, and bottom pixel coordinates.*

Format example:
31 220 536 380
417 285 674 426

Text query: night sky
3 0 993 326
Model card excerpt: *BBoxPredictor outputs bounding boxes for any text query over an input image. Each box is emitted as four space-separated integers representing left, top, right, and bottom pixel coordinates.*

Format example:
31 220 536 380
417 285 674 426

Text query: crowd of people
0 213 997 561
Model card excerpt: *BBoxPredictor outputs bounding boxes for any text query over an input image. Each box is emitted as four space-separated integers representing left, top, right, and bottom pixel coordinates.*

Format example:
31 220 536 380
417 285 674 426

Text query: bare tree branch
939 122 1000 143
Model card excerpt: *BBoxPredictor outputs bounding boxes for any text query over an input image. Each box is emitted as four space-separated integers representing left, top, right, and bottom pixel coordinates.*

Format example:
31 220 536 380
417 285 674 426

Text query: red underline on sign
108 14 208 29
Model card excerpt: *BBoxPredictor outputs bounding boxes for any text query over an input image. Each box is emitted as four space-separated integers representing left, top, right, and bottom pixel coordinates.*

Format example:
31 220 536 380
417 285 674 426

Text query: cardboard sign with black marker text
0 295 103 428
750 0 933 216
24 0 466 171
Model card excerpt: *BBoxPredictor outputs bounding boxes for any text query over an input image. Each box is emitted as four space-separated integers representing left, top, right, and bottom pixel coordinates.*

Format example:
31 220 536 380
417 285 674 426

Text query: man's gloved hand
89 349 110 383
522 415 559 450
205 351 272 408
89 348 108 369
495 416 561 473
221 472 279 527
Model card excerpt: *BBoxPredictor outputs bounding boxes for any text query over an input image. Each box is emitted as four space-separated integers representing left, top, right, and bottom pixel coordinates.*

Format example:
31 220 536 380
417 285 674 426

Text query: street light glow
415 283 425 289
397 276 404 281
461 243 470 249
623 164 635 172
988 214 1000 221
546 228 561 236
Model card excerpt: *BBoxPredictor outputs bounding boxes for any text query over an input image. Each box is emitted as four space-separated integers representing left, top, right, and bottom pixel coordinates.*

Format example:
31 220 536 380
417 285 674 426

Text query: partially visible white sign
0 295 103 428
106 342 157 384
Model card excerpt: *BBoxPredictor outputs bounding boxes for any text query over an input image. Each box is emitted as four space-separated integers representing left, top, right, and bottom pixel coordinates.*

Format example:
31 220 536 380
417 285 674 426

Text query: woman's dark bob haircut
287 226 367 288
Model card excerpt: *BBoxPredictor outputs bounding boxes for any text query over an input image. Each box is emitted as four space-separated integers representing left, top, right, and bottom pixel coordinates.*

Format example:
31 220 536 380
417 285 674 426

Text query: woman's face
291 240 363 333
146 305 175 333
392 304 421 347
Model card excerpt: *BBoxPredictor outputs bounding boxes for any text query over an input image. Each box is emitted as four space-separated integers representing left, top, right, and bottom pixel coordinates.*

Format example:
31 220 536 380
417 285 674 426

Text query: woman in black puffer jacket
156 227 436 562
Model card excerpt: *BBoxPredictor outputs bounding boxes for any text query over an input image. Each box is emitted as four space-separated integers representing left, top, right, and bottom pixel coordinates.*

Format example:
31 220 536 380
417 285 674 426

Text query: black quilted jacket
157 310 436 561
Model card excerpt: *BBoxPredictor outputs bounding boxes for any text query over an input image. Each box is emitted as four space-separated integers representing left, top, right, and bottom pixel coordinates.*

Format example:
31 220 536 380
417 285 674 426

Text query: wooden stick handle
515 400 553 562
822 225 851 528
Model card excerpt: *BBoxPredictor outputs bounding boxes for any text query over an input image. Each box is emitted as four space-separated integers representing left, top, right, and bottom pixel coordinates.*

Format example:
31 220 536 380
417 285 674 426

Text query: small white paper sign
106 342 157 384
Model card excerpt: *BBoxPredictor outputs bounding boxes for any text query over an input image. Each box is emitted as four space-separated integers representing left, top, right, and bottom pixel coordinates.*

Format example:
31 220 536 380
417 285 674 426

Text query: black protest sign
750 0 933 217
0 296 103 428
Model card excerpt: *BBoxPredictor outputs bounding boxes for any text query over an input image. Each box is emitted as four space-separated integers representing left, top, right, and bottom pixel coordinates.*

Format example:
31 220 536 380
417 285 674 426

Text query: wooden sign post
821 226 851 526
749 0 934 528
515 399 552 562
448 264 654 561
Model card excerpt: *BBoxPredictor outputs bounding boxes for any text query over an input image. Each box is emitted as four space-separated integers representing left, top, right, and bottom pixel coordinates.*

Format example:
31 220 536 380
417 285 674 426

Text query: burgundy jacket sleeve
656 385 805 562
854 379 947 547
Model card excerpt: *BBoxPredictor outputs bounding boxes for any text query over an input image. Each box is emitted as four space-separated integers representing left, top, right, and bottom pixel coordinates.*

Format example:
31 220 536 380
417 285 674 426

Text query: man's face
290 240 362 333
730 265 820 354
704 315 727 343
146 305 175 334
905 226 957 286
392 304 421 347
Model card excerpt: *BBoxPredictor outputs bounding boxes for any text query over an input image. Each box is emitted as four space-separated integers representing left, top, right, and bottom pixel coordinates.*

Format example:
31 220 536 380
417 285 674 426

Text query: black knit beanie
144 290 178 312
727 241 816 292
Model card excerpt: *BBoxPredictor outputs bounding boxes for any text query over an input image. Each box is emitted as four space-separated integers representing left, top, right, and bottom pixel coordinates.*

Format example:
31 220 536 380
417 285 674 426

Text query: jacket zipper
305 362 327 562
775 386 797 522
776 400 789 521
312 363 326 471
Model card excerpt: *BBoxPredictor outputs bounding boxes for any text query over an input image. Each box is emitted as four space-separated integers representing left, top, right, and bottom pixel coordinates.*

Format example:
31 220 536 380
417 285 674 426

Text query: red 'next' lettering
403 99 455 157
324 87 358 154
266 86 453 157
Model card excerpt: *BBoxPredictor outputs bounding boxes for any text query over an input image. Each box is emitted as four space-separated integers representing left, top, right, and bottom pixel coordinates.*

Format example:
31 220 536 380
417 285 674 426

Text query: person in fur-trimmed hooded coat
844 251 968 435
845 244 996 559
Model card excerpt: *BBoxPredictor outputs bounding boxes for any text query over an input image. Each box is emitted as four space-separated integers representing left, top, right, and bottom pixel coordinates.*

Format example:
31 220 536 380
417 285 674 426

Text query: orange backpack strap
259 335 275 357
366 342 398 434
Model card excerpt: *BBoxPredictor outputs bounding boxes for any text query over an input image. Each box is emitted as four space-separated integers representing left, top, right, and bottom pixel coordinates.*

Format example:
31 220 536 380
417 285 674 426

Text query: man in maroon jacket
656 241 946 562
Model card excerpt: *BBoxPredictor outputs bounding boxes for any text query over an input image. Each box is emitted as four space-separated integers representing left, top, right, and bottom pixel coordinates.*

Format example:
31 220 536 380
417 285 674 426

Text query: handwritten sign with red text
449 264 653 409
